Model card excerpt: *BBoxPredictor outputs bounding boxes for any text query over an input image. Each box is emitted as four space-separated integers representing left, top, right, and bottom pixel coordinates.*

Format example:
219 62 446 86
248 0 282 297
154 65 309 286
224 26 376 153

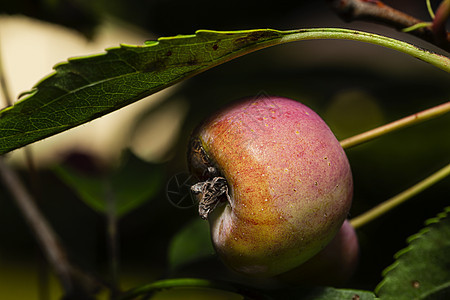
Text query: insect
191 176 230 220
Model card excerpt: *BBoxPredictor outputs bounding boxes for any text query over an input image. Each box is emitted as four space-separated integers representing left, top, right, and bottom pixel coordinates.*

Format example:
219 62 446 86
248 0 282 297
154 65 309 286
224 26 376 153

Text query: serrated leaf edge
374 206 450 295
1 28 449 154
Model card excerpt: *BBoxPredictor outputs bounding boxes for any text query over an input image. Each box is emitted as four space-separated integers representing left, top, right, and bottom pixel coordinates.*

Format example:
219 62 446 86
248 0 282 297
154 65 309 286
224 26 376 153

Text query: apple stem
350 163 450 229
339 101 450 149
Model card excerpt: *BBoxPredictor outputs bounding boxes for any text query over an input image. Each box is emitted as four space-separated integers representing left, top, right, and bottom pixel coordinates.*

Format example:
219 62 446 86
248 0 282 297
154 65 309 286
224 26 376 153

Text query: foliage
376 207 450 299
168 217 215 271
0 1 449 299
0 28 448 154
121 277 377 299
54 151 162 217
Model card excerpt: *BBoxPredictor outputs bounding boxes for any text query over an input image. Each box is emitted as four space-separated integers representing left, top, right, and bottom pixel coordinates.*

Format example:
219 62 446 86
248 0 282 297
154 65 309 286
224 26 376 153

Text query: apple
187 96 353 277
277 219 359 286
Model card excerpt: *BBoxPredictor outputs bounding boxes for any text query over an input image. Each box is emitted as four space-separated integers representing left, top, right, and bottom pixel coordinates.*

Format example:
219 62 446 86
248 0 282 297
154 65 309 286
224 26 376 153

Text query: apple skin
277 219 359 286
188 96 353 277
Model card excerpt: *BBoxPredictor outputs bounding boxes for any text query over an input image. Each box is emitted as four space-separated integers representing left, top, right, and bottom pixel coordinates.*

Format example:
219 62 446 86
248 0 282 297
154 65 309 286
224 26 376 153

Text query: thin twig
327 0 450 52
0 28 102 299
0 158 73 289
0 37 13 107
342 102 450 228
427 0 436 19
2 31 53 300
340 101 450 149
350 163 450 229
105 180 121 299
0 158 101 298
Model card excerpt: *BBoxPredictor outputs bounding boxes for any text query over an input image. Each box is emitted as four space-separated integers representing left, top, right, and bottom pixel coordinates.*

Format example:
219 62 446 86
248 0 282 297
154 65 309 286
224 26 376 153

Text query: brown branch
1 29 104 300
433 0 450 45
0 39 13 107
327 0 450 52
0 158 102 299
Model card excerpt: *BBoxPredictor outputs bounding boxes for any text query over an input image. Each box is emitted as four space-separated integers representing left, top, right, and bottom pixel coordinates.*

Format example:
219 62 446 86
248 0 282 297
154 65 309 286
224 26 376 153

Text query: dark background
0 0 449 298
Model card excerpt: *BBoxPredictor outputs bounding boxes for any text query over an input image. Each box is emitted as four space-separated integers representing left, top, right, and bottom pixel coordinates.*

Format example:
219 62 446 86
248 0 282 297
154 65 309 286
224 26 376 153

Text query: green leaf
1 28 449 155
271 286 376 300
168 217 215 271
0 29 286 155
54 151 162 217
119 278 255 300
375 206 450 299
119 278 376 300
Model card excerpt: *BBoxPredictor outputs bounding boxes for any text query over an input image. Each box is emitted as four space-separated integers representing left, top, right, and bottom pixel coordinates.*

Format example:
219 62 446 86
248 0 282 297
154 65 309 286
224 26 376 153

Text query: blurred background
0 0 449 299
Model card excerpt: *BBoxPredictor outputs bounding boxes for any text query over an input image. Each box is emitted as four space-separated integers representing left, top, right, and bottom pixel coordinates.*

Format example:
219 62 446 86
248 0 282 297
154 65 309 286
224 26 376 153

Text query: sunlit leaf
375 206 450 299
0 29 286 155
0 28 448 154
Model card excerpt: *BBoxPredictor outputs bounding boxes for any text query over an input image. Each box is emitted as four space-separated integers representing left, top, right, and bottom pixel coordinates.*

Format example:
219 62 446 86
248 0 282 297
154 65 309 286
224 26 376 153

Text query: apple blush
187 96 353 277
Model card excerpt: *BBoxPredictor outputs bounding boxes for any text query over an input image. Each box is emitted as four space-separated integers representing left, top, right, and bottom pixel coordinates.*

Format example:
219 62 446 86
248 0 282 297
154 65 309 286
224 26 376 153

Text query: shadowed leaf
168 217 215 271
271 286 376 299
121 277 376 300
375 206 450 299
54 152 162 217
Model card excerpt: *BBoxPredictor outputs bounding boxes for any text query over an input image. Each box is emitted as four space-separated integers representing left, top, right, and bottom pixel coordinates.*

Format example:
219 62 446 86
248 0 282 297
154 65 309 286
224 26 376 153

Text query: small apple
188 96 353 277
277 219 359 286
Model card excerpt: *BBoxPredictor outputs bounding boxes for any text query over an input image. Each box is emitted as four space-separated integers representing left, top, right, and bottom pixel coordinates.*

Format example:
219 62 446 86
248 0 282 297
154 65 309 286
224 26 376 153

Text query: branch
327 0 450 52
433 0 450 45
350 163 450 229
340 101 450 149
0 158 102 299
0 39 13 107
105 181 121 298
